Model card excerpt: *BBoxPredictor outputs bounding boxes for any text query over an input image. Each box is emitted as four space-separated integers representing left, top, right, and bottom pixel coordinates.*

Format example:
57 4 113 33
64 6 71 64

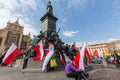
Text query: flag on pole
2 43 21 65
59 52 65 64
33 40 44 61
74 51 80 68
45 49 50 56
93 49 103 58
63 53 72 63
93 49 99 57
84 44 92 62
42 44 54 72
74 43 86 70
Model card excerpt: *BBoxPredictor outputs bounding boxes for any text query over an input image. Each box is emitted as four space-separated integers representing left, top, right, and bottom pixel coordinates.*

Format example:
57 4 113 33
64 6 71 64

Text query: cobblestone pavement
0 67 73 80
88 69 120 80
0 65 120 80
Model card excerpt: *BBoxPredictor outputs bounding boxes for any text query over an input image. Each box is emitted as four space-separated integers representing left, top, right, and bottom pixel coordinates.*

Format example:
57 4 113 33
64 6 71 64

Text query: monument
32 0 63 50
28 0 92 72
25 0 64 72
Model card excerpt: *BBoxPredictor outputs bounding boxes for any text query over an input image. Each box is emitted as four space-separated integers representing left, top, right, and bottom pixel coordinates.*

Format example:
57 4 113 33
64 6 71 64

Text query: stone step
27 58 43 68
21 68 42 73
85 65 93 72
89 63 117 69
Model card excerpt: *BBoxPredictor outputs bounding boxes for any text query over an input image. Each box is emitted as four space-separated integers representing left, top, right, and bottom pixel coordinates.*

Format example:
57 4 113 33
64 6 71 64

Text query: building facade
89 40 120 56
0 19 31 54
89 43 109 55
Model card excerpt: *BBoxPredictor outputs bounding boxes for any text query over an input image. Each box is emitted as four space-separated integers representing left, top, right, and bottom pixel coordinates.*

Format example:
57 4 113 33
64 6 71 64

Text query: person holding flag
22 44 35 69
2 43 21 67
66 43 89 80
42 39 55 72
65 54 87 80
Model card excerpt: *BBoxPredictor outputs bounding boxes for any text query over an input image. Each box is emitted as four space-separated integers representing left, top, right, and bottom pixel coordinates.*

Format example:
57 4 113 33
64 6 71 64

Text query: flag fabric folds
42 44 54 72
93 50 99 57
59 52 65 64
79 43 86 70
74 43 87 70
93 49 103 57
63 53 72 63
33 40 44 61
84 44 92 62
45 49 50 56
2 43 21 65
74 51 80 68
42 50 54 72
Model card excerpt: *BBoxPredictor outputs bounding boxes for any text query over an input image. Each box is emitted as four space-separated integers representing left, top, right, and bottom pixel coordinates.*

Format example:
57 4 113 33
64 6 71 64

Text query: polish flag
63 53 72 63
42 44 54 72
33 40 44 61
74 51 80 68
2 43 21 65
93 49 103 58
84 45 92 62
45 49 50 56
74 43 86 70
59 53 65 64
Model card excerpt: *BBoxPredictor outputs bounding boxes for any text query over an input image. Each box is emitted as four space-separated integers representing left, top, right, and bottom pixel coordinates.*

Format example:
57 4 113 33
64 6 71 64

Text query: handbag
50 59 57 67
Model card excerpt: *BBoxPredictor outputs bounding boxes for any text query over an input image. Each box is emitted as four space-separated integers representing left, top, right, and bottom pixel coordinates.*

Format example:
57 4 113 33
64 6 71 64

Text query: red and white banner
59 53 65 64
74 43 86 70
42 44 54 72
63 53 72 63
2 43 21 65
33 40 44 61
93 49 103 57
84 44 92 62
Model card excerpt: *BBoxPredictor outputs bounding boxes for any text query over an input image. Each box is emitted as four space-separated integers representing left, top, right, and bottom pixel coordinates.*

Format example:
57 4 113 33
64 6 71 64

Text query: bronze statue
47 0 53 14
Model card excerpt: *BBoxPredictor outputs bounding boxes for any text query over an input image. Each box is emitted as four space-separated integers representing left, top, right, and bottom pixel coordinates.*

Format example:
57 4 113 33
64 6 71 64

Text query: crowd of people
1 39 120 80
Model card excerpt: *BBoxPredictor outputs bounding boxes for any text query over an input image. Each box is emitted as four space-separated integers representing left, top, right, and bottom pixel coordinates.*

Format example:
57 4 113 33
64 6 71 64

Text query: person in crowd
65 61 83 80
71 44 77 56
22 44 34 69
64 44 69 56
108 51 116 64
114 51 120 67
65 54 89 80
50 53 57 70
45 39 56 71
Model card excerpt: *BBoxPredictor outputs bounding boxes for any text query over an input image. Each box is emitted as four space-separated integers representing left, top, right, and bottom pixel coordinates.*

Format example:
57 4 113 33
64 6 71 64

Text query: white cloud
0 8 13 28
0 0 43 38
74 42 83 48
0 0 19 11
88 38 120 45
19 0 37 10
63 30 77 37
106 38 119 43
19 19 39 37
67 0 88 9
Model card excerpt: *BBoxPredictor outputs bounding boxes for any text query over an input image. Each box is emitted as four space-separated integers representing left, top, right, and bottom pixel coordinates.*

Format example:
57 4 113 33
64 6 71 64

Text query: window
8 35 17 46
21 41 27 49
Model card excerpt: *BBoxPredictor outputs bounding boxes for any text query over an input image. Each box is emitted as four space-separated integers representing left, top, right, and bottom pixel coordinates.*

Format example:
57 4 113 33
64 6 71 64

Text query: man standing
22 45 34 69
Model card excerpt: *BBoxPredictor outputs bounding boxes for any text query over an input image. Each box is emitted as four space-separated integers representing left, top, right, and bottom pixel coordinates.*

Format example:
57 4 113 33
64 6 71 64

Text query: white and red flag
42 44 54 72
59 53 65 64
93 49 103 58
84 44 92 62
63 53 72 63
33 40 44 61
74 43 86 70
2 43 21 65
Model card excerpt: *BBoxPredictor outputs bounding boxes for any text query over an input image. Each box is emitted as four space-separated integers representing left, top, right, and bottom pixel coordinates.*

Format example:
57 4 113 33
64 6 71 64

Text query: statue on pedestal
46 0 53 14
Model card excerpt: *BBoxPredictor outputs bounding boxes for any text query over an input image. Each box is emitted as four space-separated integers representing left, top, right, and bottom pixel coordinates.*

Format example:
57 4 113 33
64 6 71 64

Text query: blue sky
0 0 120 45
